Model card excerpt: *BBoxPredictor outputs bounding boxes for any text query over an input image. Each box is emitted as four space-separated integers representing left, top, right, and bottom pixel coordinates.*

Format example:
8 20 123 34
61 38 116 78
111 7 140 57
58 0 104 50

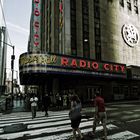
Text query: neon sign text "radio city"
33 0 41 48
61 57 126 73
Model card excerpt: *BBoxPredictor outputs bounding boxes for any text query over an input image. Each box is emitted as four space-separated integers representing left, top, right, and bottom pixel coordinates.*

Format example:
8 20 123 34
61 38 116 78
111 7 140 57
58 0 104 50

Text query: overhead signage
31 0 41 52
19 53 127 78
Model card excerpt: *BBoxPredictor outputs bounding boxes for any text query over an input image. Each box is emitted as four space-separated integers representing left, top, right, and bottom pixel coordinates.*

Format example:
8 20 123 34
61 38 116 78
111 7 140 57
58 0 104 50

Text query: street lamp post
11 46 15 100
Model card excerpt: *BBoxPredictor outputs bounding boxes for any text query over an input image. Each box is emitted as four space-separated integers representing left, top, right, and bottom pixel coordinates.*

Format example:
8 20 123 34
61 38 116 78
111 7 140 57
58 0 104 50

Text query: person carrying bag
69 95 84 140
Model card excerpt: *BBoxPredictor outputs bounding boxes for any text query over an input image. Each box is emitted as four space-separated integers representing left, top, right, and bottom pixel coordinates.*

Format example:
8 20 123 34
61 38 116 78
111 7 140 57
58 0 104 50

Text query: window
134 6 139 14
71 0 77 56
82 0 89 58
134 0 139 14
71 48 77 55
95 0 99 4
94 6 100 18
83 25 88 31
83 49 90 58
94 0 101 61
95 28 100 36
71 0 76 9
119 0 124 7
127 0 132 11
133 0 138 6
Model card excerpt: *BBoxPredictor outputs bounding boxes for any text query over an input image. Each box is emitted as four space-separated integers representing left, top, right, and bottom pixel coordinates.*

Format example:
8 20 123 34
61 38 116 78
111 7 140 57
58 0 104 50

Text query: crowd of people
29 91 107 140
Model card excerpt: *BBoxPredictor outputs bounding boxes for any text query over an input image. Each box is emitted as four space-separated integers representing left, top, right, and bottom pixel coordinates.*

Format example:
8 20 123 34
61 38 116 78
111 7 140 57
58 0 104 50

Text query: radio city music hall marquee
19 53 126 77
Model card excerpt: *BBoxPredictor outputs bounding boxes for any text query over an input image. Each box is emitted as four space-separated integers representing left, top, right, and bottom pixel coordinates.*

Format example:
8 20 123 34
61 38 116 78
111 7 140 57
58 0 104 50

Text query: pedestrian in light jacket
69 95 84 140
30 93 38 119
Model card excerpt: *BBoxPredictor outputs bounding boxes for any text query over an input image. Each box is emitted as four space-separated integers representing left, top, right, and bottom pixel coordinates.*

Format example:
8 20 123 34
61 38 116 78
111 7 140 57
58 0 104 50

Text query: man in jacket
42 94 51 116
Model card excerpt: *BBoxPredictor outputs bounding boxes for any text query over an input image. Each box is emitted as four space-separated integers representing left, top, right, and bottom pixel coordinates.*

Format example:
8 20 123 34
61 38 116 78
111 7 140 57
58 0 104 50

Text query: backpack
69 103 81 120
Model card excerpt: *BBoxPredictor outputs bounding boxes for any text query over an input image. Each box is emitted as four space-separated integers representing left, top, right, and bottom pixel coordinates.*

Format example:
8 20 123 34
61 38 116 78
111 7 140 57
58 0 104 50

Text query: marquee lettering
34 34 39 39
61 57 126 73
103 64 110 71
34 9 40 16
33 0 41 49
20 54 126 77
103 64 125 73
34 0 40 3
61 57 68 66
91 62 99 70
20 55 57 65
34 42 39 46
34 21 39 29
114 65 119 72
120 65 125 72
80 60 86 68
71 59 77 67
87 61 91 68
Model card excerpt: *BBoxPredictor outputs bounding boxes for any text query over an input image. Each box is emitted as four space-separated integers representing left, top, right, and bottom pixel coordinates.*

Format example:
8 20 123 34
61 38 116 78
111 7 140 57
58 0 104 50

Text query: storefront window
132 86 138 98
113 87 124 100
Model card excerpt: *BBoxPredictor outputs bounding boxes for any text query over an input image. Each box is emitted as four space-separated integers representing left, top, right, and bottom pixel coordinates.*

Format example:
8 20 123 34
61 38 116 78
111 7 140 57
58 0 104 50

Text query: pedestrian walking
30 93 38 119
69 95 84 140
89 91 107 140
42 93 51 116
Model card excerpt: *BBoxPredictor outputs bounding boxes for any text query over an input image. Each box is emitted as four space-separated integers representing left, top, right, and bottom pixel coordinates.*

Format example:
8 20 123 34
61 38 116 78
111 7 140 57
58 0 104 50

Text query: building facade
0 0 7 95
19 0 140 104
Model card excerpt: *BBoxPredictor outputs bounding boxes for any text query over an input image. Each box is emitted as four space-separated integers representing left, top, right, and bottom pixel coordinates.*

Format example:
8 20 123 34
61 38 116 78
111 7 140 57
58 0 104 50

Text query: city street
1 1 140 140
0 101 140 139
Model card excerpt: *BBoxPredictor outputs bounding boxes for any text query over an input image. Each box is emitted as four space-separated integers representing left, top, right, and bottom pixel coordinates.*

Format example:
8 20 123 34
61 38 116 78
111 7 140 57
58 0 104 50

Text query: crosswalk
0 110 139 140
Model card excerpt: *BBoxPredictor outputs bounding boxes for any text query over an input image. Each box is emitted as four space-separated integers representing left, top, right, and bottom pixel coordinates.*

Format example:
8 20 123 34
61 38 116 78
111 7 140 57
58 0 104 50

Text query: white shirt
30 97 38 106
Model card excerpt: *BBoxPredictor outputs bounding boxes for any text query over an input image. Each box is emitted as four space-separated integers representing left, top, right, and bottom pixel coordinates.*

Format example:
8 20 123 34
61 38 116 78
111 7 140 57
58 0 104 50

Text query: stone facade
100 0 140 66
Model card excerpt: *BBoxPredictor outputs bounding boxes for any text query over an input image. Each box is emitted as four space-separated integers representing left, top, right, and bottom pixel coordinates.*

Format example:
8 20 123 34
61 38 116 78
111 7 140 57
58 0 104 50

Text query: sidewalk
0 95 7 112
2 98 140 114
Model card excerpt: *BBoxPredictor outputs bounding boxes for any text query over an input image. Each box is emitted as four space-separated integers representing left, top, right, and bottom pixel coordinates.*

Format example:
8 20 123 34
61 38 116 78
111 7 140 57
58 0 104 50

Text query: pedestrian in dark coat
42 94 51 116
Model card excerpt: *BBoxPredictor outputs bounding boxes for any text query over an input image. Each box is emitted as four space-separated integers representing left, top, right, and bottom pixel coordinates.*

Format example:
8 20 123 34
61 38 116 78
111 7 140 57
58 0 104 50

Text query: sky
3 0 32 81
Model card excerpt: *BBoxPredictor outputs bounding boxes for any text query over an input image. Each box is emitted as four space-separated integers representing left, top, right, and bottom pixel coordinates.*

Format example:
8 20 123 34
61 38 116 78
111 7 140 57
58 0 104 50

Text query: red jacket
94 96 105 112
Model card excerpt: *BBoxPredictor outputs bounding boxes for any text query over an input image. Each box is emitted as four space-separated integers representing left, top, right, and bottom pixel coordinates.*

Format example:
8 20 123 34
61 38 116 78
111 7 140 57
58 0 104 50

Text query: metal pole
11 46 15 106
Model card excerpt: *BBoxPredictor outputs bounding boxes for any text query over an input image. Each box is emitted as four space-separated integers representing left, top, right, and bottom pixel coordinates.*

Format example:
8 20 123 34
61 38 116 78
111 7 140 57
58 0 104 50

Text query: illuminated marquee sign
60 57 125 73
19 53 126 78
32 0 41 51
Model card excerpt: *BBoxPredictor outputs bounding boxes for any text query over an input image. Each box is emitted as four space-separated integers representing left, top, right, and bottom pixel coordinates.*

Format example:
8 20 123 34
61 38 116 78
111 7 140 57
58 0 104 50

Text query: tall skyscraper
20 0 140 103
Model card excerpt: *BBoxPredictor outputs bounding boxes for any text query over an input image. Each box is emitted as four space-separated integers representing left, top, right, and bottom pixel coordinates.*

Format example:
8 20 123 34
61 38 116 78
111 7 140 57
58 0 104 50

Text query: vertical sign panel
31 0 41 52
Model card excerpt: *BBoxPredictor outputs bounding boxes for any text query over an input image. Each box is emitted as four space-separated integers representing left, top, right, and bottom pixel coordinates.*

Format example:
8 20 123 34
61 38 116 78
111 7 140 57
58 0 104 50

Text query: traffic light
11 55 15 69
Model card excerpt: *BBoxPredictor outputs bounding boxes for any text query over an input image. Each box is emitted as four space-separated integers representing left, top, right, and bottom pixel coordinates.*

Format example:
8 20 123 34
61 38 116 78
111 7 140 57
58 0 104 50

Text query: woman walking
69 95 84 140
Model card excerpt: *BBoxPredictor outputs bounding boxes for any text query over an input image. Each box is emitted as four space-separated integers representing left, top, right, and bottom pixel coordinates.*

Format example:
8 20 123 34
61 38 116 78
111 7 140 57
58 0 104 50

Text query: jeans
31 106 37 119
93 112 107 138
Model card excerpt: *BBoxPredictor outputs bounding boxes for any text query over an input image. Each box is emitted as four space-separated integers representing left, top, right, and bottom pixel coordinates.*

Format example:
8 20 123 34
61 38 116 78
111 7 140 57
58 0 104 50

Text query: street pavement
0 102 140 140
